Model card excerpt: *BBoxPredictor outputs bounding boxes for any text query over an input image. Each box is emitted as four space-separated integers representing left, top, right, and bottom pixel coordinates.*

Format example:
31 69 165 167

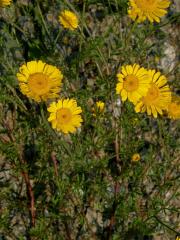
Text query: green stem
10 22 27 36
154 216 179 235
37 1 50 38
125 20 137 47
54 29 61 45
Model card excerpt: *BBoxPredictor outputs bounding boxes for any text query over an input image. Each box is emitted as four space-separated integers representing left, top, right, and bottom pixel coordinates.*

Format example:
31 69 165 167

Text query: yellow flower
116 64 150 104
92 101 105 116
128 0 170 23
131 153 141 162
167 97 180 120
59 10 78 30
0 0 11 7
96 101 105 112
47 99 83 134
17 60 63 102
135 70 171 118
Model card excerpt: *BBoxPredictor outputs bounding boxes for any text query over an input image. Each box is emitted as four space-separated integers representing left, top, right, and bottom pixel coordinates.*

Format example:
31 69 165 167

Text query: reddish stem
51 151 58 177
21 170 36 227
4 117 36 227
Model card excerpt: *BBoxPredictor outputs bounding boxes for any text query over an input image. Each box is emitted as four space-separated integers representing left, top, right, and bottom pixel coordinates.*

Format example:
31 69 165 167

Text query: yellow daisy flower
131 153 141 162
17 60 63 102
167 97 180 120
128 0 170 23
116 64 150 104
0 0 11 7
59 10 78 30
135 70 171 118
47 99 83 134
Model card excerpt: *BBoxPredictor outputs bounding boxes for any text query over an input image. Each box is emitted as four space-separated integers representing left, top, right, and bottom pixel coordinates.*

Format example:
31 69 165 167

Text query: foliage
0 0 179 239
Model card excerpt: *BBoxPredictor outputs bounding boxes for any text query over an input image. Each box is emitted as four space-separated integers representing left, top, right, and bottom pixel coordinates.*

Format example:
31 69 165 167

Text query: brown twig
114 128 120 162
64 222 72 240
18 145 36 228
21 169 36 227
4 120 36 227
105 97 123 239
51 151 58 177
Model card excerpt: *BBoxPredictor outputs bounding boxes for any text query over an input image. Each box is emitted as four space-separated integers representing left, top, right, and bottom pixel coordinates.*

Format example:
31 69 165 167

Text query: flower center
123 75 139 92
135 0 156 11
28 73 50 95
56 108 72 124
143 84 160 104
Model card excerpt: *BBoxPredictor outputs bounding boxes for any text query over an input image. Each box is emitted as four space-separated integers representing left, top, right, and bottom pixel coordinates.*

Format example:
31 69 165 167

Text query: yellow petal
126 65 133 75
116 83 123 94
151 105 158 118
121 66 128 77
37 60 46 72
47 102 57 112
17 73 27 82
121 89 128 101
48 113 56 121
57 100 63 109
132 64 140 75
52 120 57 129
27 61 37 74
147 106 151 116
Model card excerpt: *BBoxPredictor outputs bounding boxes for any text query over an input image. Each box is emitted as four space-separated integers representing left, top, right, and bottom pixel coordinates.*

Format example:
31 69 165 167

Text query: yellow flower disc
135 69 171 118
0 0 11 7
128 0 171 23
17 60 63 102
47 99 83 134
59 10 78 30
116 64 150 104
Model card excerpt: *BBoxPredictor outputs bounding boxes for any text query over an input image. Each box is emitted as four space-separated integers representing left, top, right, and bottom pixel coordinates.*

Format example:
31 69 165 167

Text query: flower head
135 70 171 118
128 0 170 23
167 96 180 120
92 101 105 117
48 99 83 134
116 64 150 104
59 10 78 30
17 60 63 102
96 101 105 112
0 0 11 7
131 153 141 162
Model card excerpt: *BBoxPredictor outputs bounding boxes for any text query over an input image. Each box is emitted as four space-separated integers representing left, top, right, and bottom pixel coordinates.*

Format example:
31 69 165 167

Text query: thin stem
37 1 50 38
64 222 72 240
10 22 27 36
154 216 179 235
125 20 137 47
21 168 36 227
166 62 180 77
54 29 61 45
4 123 36 227
5 82 28 113
51 151 58 178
